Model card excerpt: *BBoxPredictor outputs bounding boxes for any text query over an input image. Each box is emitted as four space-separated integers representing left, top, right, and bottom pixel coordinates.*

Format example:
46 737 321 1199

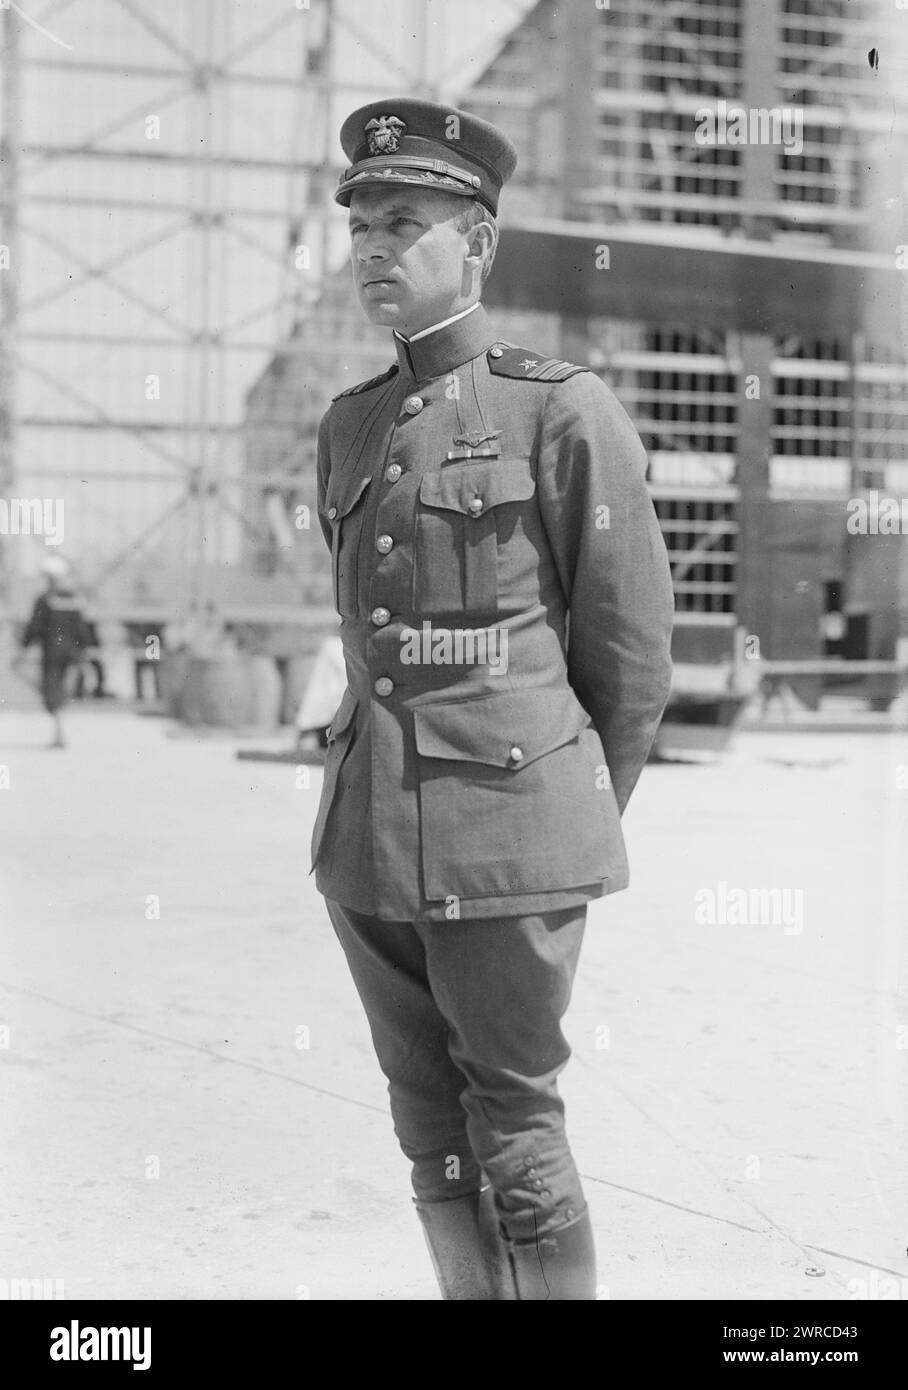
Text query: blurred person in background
74 615 110 700
20 554 93 748
124 619 166 702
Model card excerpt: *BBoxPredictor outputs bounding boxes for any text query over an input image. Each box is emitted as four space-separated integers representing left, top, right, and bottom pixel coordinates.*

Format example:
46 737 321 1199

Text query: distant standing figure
125 621 165 702
74 618 109 700
21 556 93 748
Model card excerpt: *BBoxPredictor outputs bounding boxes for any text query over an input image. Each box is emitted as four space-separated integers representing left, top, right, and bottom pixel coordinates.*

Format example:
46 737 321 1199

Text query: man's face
347 188 475 336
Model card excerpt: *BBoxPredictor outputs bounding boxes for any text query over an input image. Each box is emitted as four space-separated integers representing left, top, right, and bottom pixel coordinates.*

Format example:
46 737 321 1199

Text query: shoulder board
487 344 590 383
332 364 399 400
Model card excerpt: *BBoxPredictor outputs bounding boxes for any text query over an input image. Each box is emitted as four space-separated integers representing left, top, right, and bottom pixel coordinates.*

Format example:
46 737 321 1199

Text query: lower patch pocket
412 686 624 900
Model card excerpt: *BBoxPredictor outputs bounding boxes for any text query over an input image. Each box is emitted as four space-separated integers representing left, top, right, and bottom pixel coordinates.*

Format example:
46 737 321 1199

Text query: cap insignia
365 115 406 156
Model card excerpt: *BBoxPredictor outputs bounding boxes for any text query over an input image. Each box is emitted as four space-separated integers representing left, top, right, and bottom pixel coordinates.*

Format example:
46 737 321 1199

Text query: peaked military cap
335 98 518 216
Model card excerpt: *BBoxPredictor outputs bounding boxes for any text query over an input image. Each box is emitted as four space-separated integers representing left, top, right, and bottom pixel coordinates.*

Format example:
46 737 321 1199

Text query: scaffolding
0 0 529 665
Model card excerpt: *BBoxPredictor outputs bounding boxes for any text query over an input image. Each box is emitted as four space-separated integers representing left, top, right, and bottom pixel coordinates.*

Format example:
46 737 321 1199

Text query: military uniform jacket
311 305 674 922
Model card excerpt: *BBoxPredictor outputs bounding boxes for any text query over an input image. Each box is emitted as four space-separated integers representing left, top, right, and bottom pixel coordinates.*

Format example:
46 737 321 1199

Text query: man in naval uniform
310 98 674 1299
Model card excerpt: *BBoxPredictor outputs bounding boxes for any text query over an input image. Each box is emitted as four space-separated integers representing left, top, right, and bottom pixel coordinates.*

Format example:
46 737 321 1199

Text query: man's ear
465 220 494 271
464 222 492 262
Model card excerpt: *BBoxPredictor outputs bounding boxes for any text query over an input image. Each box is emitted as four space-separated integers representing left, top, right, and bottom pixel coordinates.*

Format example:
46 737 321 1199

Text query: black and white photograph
1 0 907 1345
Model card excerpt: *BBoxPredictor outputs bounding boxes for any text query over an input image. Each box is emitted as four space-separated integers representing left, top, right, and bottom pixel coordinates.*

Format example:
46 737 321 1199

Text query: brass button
327 506 338 520
509 745 524 764
371 607 390 627
404 395 424 415
490 346 503 359
467 496 483 516
376 534 394 555
374 677 394 697
386 463 402 483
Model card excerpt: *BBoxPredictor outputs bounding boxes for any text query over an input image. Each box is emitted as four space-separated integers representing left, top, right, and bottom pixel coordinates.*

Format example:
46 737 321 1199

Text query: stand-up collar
393 303 498 383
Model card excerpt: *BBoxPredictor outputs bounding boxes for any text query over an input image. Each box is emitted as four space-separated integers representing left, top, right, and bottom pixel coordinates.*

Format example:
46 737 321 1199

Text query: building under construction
2 0 907 710
244 0 908 709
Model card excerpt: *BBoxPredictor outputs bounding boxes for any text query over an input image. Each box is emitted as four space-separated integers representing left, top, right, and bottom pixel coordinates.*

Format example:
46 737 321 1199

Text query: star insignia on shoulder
487 346 590 382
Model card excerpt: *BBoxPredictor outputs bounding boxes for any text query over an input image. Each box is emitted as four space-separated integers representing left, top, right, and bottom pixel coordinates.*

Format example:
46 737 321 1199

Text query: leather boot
477 1183 517 1300
415 1187 515 1300
506 1209 597 1300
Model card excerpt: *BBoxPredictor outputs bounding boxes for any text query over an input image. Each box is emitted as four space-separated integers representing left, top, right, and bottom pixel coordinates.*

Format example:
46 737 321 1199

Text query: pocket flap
326 686 357 743
324 471 371 521
418 457 535 515
413 685 591 768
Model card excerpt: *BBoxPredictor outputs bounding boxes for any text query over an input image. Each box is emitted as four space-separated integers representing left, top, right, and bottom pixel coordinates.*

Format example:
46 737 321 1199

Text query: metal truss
0 0 488 639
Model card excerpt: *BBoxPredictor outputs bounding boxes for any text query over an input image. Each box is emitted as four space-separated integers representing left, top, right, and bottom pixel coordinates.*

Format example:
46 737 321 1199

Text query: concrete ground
1 701 906 1301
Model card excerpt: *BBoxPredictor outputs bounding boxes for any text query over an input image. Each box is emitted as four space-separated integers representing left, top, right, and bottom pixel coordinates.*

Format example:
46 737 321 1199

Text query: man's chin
358 295 406 329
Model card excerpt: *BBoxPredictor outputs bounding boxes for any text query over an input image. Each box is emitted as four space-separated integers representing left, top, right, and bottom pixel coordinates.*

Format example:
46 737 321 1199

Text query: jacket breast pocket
413 457 535 620
309 686 358 871
412 685 625 901
323 474 371 618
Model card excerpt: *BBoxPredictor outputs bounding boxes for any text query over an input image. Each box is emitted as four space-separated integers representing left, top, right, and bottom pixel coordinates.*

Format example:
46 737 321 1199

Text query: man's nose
356 226 391 262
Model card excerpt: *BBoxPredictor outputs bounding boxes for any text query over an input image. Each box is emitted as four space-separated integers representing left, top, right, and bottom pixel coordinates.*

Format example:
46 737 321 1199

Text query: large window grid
609 327 739 458
652 495 738 619
593 0 743 229
771 337 908 494
602 325 740 618
775 0 905 231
